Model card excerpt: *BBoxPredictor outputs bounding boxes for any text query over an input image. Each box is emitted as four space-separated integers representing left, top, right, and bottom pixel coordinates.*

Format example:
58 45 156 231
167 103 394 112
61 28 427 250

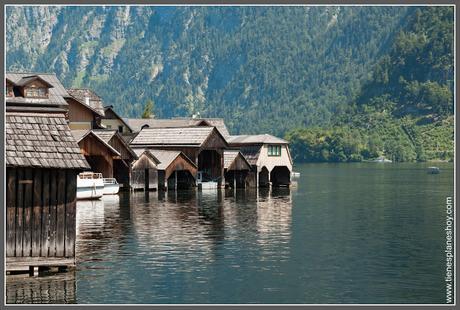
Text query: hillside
7 6 410 132
6 6 454 162
287 7 454 162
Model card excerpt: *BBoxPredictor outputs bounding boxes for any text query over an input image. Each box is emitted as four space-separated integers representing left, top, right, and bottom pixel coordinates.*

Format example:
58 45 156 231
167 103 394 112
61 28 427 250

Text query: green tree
142 100 155 119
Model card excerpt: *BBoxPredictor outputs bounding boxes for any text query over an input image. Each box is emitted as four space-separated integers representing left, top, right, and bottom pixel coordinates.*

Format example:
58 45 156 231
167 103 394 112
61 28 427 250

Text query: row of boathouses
5 71 293 272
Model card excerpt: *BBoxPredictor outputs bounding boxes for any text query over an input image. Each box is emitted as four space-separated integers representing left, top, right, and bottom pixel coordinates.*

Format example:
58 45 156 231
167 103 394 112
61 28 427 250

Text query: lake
6 162 454 304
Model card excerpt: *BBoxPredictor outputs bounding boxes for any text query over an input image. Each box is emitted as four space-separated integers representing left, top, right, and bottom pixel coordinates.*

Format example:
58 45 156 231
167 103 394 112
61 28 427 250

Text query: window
25 87 47 98
268 145 281 156
118 125 123 133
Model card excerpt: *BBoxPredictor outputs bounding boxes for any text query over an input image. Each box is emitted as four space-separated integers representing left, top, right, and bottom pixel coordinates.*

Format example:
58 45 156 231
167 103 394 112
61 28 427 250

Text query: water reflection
6 271 76 304
7 163 451 304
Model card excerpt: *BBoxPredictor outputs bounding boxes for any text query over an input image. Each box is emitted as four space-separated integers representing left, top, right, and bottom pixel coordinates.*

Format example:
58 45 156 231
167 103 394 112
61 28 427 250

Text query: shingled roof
132 148 197 171
228 134 288 145
130 126 224 147
236 145 262 165
71 130 121 156
92 129 138 159
124 118 200 132
6 112 90 169
124 117 231 138
67 88 105 116
224 150 251 170
6 72 69 107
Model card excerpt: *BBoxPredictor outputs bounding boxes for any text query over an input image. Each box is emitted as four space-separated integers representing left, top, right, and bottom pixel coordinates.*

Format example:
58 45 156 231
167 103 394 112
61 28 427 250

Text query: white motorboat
103 178 120 195
427 166 440 174
197 171 218 190
373 156 392 163
77 172 104 200
291 171 300 179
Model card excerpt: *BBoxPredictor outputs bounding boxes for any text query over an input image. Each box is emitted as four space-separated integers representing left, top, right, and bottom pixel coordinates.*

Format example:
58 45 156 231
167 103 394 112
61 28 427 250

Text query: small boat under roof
77 172 104 200
102 178 120 195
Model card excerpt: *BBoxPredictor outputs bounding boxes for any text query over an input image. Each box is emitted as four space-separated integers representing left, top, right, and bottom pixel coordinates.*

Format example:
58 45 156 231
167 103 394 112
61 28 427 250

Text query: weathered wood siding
67 97 95 124
164 154 198 180
131 169 158 190
78 135 115 178
108 135 134 162
6 167 77 262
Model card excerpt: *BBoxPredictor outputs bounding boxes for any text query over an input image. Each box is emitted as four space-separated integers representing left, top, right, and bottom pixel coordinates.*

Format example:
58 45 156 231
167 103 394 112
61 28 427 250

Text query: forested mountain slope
6 6 454 161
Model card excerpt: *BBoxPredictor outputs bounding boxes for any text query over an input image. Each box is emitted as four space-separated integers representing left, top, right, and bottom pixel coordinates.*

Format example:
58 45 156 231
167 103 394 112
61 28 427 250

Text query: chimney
85 96 90 106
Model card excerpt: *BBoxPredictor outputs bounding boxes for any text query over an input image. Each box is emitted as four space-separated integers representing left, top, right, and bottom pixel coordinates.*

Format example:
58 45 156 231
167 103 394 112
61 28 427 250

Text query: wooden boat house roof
124 117 230 138
224 150 251 170
146 149 197 170
6 72 70 107
124 118 200 132
71 130 121 157
228 134 288 145
67 88 105 116
130 126 228 148
92 129 138 159
6 112 90 169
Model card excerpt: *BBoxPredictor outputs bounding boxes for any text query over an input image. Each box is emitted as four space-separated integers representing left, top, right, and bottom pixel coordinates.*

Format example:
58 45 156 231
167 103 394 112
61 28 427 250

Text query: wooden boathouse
71 130 121 179
92 130 138 188
228 134 293 187
148 149 198 190
6 72 90 273
131 149 198 190
130 150 160 190
130 126 228 187
224 150 252 188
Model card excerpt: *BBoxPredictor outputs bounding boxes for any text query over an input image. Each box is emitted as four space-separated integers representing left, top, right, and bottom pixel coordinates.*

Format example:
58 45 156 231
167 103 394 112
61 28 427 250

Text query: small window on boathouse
268 145 281 156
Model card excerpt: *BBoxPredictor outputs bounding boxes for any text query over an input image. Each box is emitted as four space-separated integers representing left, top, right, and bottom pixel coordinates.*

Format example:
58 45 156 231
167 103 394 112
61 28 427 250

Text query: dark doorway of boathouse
144 168 149 190
113 159 129 188
226 170 249 188
167 170 195 190
84 155 112 177
259 166 270 187
270 166 291 187
198 150 222 182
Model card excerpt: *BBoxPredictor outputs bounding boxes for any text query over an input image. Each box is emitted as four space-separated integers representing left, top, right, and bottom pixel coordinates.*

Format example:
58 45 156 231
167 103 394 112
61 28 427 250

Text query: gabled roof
124 117 231 138
103 106 133 132
133 149 161 163
124 118 200 133
132 149 197 170
67 88 105 116
92 129 138 159
71 129 121 156
224 150 251 170
236 145 262 165
228 134 288 145
130 126 228 147
6 112 90 169
15 75 54 88
66 94 104 117
6 72 69 107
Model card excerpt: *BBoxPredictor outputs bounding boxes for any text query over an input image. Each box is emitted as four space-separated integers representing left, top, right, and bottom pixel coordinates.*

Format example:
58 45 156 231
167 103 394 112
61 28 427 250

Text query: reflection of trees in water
6 271 76 304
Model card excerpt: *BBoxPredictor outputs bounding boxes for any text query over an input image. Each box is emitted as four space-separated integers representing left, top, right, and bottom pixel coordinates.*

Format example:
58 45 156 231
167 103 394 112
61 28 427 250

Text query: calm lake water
6 163 454 304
